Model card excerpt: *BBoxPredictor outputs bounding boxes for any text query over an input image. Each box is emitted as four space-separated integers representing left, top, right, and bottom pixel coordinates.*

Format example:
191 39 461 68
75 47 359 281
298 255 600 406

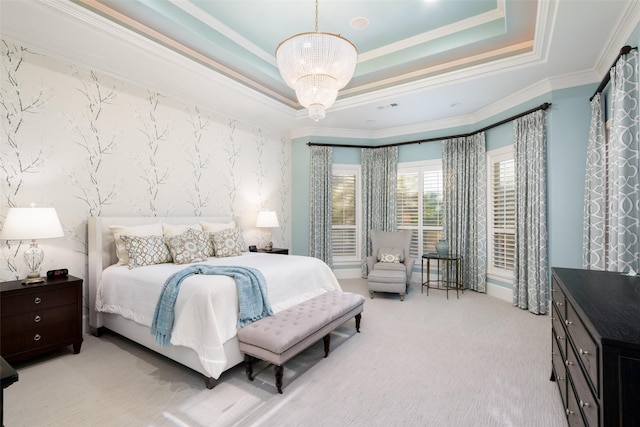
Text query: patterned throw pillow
378 247 404 263
211 227 245 257
189 228 214 257
121 235 172 269
165 229 207 264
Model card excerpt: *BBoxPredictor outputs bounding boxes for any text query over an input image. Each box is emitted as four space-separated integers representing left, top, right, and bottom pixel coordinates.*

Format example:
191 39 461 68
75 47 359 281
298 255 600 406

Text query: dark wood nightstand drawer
1 321 78 357
1 286 78 316
2 304 77 333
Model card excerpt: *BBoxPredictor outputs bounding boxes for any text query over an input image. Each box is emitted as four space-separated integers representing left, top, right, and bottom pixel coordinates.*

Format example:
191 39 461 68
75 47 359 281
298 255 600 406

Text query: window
487 146 516 278
332 165 360 262
397 160 444 258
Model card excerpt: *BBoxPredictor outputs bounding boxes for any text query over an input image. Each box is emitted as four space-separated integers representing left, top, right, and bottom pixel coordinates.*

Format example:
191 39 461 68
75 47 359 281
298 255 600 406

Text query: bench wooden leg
355 313 362 332
323 334 331 357
274 365 284 394
245 354 254 381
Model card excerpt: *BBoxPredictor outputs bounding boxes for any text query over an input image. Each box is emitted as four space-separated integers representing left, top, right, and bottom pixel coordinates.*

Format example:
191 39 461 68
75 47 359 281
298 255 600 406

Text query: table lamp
0 206 64 284
255 211 279 251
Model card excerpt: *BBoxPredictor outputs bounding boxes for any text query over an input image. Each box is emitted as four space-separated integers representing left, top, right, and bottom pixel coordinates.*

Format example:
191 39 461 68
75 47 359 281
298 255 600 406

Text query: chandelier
276 0 358 121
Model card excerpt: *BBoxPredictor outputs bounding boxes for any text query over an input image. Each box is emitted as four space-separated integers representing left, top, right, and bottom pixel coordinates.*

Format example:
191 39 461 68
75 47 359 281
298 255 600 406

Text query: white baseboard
333 268 362 279
486 282 512 303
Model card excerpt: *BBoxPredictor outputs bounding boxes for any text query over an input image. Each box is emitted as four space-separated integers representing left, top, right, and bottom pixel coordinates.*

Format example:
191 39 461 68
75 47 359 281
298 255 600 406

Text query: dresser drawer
0 286 78 316
552 303 567 356
1 304 77 333
566 377 587 427
552 278 566 323
1 321 78 357
567 341 599 426
552 330 567 406
566 302 599 395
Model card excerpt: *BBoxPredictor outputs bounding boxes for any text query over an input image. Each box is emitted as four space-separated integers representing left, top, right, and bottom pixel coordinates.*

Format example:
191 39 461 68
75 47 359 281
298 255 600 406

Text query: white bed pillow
110 223 163 265
199 220 236 232
161 222 202 237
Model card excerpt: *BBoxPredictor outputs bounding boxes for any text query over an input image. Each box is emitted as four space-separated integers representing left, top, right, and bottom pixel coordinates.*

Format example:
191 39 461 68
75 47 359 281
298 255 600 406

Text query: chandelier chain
315 0 319 32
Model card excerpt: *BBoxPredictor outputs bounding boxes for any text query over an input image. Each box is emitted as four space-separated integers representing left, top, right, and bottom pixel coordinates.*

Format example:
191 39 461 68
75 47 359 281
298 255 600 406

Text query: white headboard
87 216 232 331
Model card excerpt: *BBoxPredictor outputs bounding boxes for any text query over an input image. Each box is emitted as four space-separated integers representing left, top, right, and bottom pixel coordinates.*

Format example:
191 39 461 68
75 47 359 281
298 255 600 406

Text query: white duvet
95 253 341 378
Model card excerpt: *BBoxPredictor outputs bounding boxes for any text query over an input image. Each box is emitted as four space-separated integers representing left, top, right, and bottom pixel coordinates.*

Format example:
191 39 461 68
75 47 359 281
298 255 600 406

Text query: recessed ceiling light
351 17 369 30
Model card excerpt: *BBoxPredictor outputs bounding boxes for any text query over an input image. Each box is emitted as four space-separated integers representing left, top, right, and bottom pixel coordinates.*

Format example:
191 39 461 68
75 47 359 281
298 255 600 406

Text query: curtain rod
590 45 637 101
307 102 551 149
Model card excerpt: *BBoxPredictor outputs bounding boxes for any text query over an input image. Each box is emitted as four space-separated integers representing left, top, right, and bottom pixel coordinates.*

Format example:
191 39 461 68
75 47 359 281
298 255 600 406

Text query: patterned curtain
608 51 639 272
513 110 548 314
583 93 607 269
583 50 640 273
361 146 398 277
442 133 487 292
309 146 333 267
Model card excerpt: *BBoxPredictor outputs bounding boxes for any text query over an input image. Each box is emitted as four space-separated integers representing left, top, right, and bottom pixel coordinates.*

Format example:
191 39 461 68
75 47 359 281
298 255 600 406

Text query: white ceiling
1 0 639 140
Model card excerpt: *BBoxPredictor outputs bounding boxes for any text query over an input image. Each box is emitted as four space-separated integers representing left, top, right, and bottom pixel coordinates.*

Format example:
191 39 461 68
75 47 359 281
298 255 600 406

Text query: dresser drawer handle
565 320 573 325
556 302 563 307
565 360 573 367
556 335 564 341
34 315 41 323
579 349 590 357
33 333 41 341
579 400 590 408
566 409 574 416
34 297 42 304
558 376 565 381
551 317 556 321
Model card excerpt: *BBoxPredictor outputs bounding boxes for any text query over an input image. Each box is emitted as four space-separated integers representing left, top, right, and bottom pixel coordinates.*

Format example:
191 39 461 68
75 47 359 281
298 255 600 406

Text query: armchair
366 229 415 300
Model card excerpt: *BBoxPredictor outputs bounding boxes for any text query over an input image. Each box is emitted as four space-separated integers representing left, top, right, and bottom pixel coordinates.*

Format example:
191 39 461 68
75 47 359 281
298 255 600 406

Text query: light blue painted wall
292 83 596 291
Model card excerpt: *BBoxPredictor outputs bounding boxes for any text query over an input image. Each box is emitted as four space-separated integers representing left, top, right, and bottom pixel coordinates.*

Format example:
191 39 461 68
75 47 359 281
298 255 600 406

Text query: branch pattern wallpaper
0 40 291 286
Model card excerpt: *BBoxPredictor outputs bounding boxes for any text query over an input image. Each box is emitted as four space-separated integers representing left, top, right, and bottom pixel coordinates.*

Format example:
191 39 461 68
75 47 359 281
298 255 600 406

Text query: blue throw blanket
151 264 274 346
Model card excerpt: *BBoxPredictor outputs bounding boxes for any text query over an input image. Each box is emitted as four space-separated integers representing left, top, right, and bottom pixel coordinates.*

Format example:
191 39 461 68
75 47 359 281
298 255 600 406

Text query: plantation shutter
423 169 444 254
397 172 419 257
332 173 357 257
491 158 516 271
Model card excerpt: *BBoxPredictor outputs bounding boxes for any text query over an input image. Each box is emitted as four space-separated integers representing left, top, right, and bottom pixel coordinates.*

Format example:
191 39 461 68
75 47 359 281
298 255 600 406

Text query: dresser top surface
553 268 640 348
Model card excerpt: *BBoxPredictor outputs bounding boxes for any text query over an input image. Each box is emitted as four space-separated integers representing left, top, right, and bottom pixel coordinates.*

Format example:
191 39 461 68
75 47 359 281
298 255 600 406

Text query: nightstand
257 248 289 255
0 275 83 363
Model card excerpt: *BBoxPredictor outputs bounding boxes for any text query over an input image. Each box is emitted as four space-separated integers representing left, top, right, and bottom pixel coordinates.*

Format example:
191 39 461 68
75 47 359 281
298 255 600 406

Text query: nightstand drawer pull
579 400 590 408
33 333 41 341
566 409 574 416
565 319 573 325
34 315 41 323
34 296 42 304
579 348 590 356
565 360 573 367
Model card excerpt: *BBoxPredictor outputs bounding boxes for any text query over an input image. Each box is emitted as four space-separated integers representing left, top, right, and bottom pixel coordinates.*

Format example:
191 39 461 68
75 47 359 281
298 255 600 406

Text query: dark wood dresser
551 268 640 427
0 275 83 363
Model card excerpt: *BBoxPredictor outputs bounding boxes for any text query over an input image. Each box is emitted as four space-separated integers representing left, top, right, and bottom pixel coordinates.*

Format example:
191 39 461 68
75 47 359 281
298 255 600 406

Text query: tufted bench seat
237 291 365 393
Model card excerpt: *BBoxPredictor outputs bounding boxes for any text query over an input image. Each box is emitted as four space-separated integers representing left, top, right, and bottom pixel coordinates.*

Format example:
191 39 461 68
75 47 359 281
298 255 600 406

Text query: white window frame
487 145 516 280
332 164 361 264
397 159 443 259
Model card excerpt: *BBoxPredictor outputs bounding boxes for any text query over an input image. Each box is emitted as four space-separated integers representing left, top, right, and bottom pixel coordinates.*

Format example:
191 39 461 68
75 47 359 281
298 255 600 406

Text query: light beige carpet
3 279 567 426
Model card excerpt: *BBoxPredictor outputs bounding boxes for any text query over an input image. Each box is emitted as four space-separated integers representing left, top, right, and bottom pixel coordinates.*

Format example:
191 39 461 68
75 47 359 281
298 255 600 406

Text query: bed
87 216 341 388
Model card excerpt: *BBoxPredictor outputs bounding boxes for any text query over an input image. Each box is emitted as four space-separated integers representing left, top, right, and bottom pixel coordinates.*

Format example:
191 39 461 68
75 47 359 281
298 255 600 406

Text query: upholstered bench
237 291 365 394
367 269 407 301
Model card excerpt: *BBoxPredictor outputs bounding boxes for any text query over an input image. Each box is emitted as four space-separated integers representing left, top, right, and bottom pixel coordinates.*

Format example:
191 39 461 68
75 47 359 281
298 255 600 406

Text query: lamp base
22 276 45 285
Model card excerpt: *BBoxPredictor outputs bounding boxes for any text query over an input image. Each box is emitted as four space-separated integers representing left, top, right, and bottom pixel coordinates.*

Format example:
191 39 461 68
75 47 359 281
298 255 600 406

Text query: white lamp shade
0 207 64 240
255 211 280 228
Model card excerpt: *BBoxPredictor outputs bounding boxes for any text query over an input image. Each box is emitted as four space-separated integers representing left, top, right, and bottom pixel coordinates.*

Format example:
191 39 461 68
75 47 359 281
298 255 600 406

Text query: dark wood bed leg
355 313 362 332
274 365 284 394
245 354 254 381
204 376 217 389
323 334 331 357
